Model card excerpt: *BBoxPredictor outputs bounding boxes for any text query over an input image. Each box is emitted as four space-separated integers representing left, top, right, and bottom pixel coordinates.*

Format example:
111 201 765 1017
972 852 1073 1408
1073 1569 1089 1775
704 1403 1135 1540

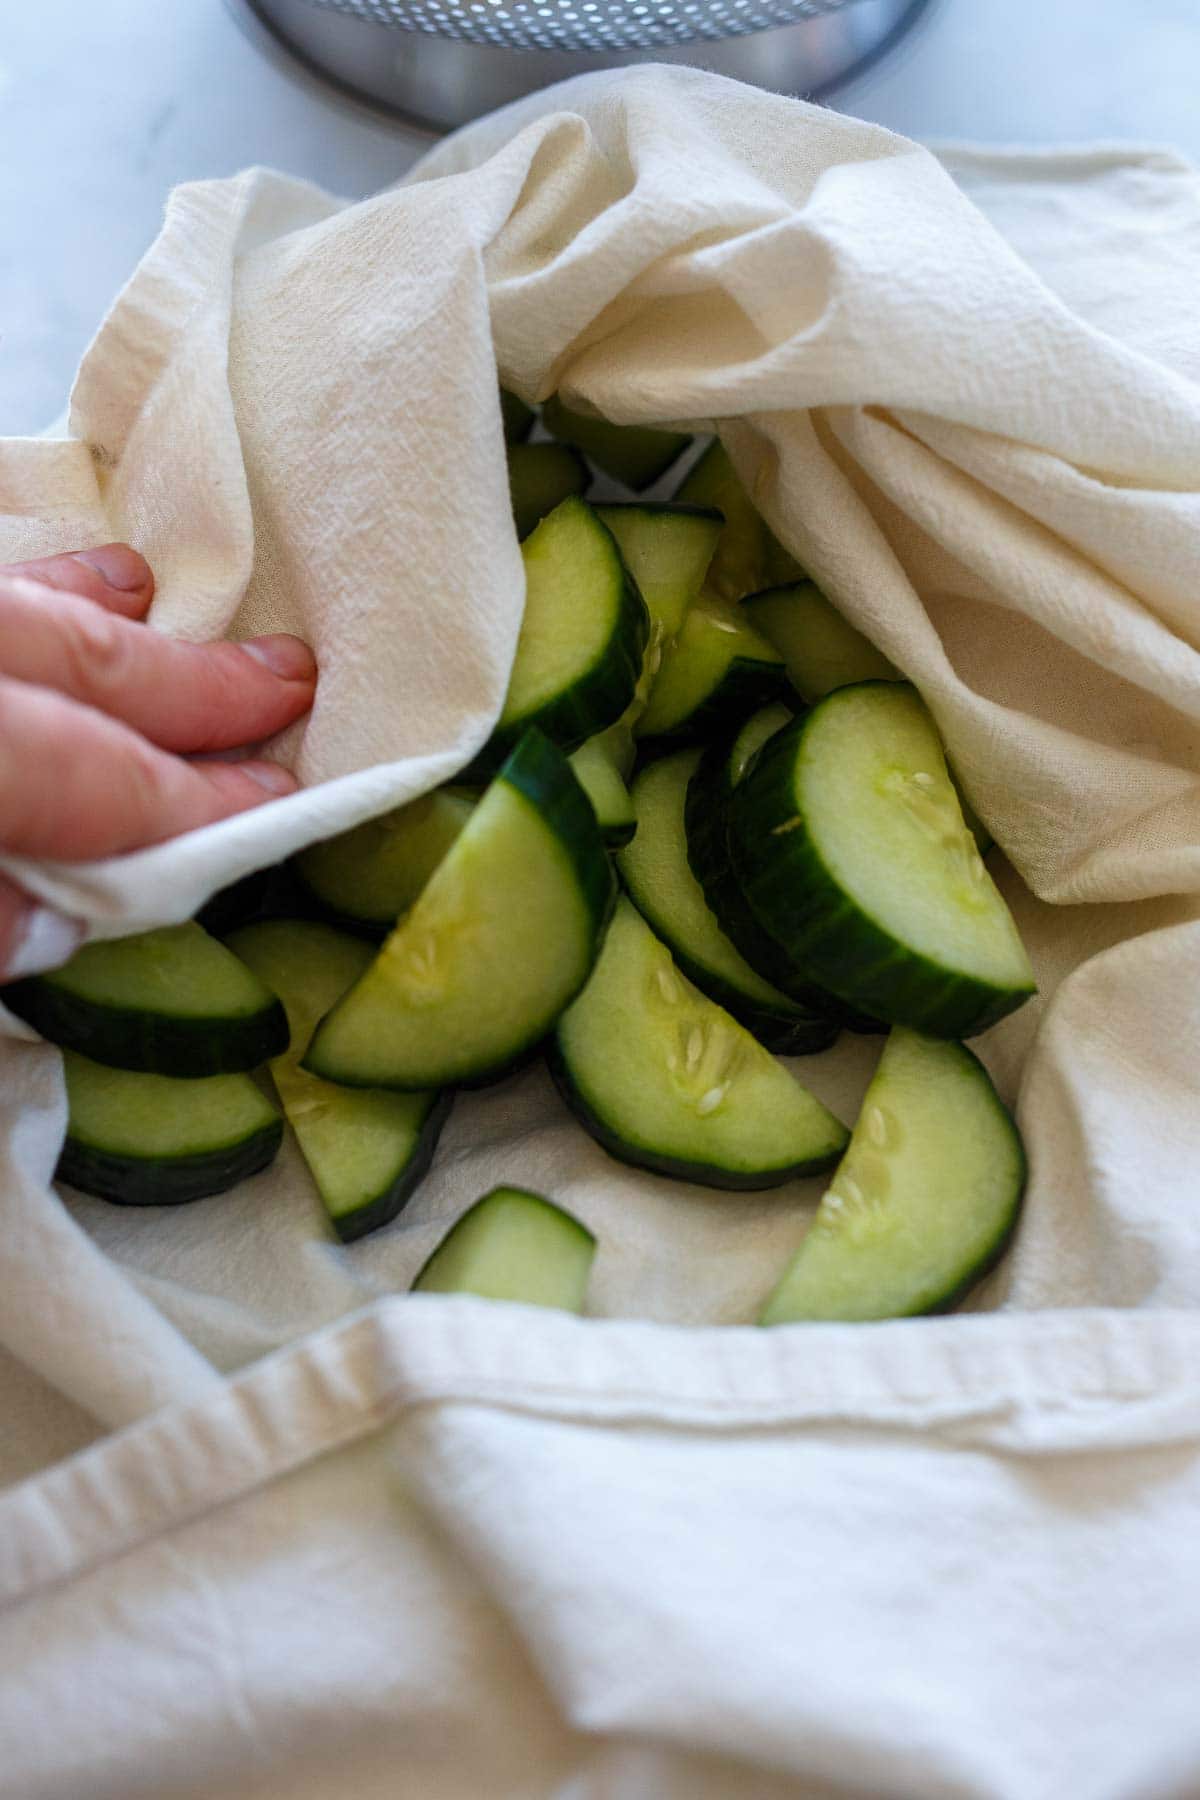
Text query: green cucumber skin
600 818 638 851
918 1067 1026 1312
302 731 616 1094
542 395 692 491
500 388 535 445
544 1039 842 1192
331 1090 455 1244
682 739 838 1019
592 501 723 525
636 660 792 749
57 1120 284 1207
508 443 591 541
3 980 289 1079
728 697 1032 1039
504 728 616 944
462 531 649 782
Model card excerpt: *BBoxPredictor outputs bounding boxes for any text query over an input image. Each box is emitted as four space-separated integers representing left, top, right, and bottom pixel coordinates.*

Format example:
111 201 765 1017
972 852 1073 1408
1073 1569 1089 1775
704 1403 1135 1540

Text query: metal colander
237 0 930 133
301 0 870 56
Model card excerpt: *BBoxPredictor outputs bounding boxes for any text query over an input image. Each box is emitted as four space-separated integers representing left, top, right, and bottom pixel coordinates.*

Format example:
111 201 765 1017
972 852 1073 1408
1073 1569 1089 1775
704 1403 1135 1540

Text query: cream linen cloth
1 65 1200 1798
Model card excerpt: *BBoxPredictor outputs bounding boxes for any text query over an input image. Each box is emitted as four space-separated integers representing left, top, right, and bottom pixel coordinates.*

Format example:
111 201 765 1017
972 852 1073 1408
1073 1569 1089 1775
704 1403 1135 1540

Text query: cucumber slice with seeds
4 922 288 1077
636 595 788 744
469 497 649 778
296 790 474 939
229 920 451 1242
508 442 590 540
759 1029 1025 1322
742 581 899 703
549 899 847 1190
500 388 535 445
569 737 637 848
728 683 1036 1038
413 1186 595 1311
305 729 614 1091
594 504 722 645
542 394 691 491
57 1051 283 1206
674 442 799 603
619 749 834 1054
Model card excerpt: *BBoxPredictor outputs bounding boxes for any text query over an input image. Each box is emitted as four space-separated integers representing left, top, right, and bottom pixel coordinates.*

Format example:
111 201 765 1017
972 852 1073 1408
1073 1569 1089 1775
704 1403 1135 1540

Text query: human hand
0 544 316 982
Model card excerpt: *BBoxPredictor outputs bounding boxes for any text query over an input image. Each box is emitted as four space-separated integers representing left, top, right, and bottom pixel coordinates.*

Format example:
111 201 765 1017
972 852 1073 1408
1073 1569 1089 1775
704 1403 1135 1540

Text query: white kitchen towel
1 64 1199 1798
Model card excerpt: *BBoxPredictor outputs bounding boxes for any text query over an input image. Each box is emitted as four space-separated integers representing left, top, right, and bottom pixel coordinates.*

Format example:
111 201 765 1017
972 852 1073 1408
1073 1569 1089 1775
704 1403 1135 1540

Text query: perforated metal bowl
235 0 933 130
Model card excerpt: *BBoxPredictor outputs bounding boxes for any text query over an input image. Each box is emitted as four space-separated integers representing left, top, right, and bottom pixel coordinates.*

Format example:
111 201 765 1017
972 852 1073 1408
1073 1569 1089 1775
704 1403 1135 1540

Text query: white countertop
3 0 1198 436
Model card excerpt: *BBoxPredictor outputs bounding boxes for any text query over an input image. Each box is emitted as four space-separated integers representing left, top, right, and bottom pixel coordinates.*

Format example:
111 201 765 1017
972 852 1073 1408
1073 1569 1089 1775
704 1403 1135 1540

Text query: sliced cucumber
500 387 535 445
684 705 825 1003
305 729 614 1091
228 920 451 1242
549 899 847 1190
618 749 834 1054
4 922 288 1077
569 736 636 849
57 1050 282 1206
295 790 474 939
674 442 800 603
737 590 993 858
728 683 1036 1038
469 497 649 777
508 442 590 540
759 1029 1025 1322
594 504 722 645
542 394 691 491
636 595 788 744
413 1186 595 1311
742 581 899 702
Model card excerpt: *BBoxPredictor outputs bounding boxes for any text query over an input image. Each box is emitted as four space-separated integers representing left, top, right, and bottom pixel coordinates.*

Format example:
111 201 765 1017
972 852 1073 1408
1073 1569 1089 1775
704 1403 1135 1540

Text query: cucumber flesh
57 1051 283 1206
549 899 847 1190
759 1029 1025 1322
508 442 590 540
674 441 798 603
728 683 1036 1038
304 729 614 1090
636 595 787 743
742 581 898 702
594 505 722 645
471 497 649 776
413 1185 595 1311
542 394 691 491
737 589 993 856
569 737 636 849
3 921 288 1078
500 387 535 445
618 750 834 1054
229 920 451 1242
296 790 474 938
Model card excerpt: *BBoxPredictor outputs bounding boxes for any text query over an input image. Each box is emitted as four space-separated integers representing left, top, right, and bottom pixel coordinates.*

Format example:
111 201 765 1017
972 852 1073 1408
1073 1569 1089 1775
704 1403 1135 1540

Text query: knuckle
62 601 134 695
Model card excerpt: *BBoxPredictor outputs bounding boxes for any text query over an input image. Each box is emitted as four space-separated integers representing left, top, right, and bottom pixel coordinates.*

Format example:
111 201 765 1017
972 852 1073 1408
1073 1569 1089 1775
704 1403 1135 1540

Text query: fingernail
241 761 298 796
4 908 84 982
73 544 149 594
241 635 318 682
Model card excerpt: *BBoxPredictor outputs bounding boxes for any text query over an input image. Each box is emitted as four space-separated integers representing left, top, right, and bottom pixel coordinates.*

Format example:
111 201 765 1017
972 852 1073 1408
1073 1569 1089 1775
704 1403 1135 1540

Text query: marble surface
2 0 1199 435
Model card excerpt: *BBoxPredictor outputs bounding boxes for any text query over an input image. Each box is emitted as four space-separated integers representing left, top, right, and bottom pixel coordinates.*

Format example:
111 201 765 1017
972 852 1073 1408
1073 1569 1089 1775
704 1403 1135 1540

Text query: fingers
0 678 298 861
0 544 155 619
0 874 83 983
0 578 317 754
